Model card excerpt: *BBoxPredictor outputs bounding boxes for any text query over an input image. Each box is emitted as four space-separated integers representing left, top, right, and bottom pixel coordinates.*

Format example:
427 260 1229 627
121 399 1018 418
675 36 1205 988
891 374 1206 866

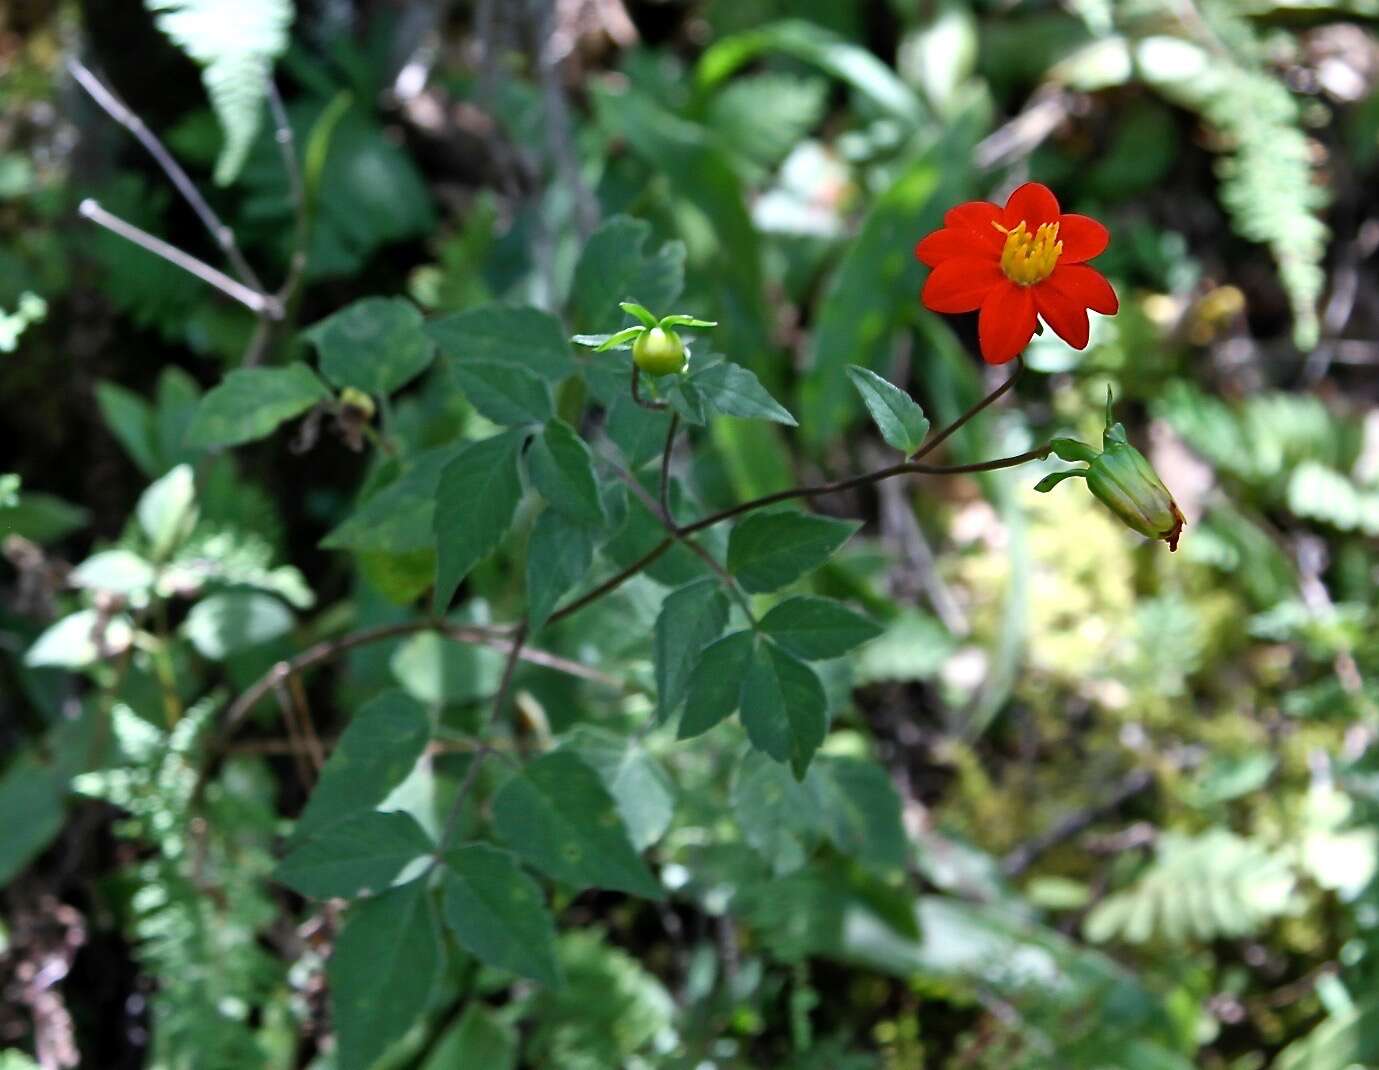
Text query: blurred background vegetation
6 0 1379 1067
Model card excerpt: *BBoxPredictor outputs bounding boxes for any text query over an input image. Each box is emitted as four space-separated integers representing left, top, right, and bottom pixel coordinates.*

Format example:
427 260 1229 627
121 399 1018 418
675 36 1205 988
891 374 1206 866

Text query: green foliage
1084 829 1297 945
14 3 1379 1065
432 430 526 611
329 878 441 1070
727 511 860 593
491 751 663 899
306 296 435 397
845 365 930 458
440 844 562 987
187 364 330 448
146 0 292 185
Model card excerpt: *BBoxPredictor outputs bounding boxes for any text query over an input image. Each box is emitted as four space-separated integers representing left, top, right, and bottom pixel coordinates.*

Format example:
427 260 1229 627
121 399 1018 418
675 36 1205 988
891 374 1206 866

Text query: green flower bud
632 327 687 376
1033 389 1184 551
1086 438 1185 551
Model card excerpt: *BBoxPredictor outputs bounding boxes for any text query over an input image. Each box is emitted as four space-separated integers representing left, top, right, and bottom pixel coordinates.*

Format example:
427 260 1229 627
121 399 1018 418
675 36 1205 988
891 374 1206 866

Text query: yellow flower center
994 220 1062 285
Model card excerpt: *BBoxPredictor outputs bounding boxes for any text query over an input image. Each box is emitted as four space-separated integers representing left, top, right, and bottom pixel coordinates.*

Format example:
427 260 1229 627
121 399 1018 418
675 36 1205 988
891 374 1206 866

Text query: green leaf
845 366 930 457
678 629 755 740
560 726 676 851
389 630 505 707
184 591 293 659
329 879 441 1070
727 512 860 593
810 756 908 872
446 359 553 426
696 18 925 127
146 0 292 185
26 610 133 669
307 296 435 396
137 463 196 559
186 364 330 448
95 380 159 476
275 810 434 899
440 844 562 986
571 216 686 334
294 690 431 841
70 549 156 598
492 751 662 899
320 443 462 554
741 641 828 778
421 1005 518 1070
705 71 828 173
526 508 596 634
655 577 730 722
527 420 606 527
690 360 797 426
0 492 89 544
758 596 883 660
0 753 66 885
801 153 948 449
1274 998 1379 1070
426 304 575 382
732 749 825 873
432 431 526 612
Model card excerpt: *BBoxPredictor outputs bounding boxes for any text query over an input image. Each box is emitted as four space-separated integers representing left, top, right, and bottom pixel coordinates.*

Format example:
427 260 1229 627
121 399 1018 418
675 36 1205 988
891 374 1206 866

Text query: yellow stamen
993 219 1062 285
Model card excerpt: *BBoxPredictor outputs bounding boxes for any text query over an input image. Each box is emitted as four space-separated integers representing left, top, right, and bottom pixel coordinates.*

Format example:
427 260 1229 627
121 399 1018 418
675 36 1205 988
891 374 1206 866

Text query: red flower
916 182 1119 365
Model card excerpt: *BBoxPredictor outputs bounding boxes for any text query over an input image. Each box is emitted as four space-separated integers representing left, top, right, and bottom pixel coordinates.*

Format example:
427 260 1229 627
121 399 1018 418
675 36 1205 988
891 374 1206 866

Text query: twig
533 0 599 239
266 77 307 302
1000 768 1155 877
287 672 325 773
273 678 316 790
216 619 617 752
547 539 675 625
78 199 282 317
68 57 266 294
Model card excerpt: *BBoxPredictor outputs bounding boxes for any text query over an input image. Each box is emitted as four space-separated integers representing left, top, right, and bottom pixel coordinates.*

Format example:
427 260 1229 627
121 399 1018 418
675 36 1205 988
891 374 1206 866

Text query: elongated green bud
1034 390 1184 551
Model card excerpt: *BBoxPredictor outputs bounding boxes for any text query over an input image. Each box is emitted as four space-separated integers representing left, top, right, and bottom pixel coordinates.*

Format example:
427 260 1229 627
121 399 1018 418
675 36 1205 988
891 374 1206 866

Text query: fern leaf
1129 15 1329 348
1085 828 1296 945
146 0 293 185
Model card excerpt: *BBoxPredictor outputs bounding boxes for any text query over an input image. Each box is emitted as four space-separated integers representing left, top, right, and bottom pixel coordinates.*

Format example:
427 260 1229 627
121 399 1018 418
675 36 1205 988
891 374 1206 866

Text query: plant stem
659 413 679 526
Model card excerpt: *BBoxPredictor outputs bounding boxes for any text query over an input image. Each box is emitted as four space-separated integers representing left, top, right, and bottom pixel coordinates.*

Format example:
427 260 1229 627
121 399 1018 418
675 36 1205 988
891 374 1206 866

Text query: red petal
943 201 1005 254
1058 214 1109 263
916 227 997 267
1034 281 1090 349
1048 264 1118 315
1003 182 1061 230
978 281 1037 365
922 258 1004 313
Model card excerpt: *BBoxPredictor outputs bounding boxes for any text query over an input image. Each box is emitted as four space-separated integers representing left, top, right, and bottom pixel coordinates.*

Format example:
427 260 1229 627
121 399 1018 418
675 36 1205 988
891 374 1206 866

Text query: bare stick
68 57 267 294
79 199 282 317
266 77 308 308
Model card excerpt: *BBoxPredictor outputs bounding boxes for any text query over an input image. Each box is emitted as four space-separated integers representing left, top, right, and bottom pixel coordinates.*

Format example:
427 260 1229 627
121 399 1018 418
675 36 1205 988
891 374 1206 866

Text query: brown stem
659 413 679 528
547 539 674 625
630 366 668 411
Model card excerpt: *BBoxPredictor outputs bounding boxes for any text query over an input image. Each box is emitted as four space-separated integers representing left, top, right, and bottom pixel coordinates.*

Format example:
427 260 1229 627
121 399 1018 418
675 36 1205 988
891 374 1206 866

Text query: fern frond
1084 828 1296 945
146 0 293 185
1125 5 1329 348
